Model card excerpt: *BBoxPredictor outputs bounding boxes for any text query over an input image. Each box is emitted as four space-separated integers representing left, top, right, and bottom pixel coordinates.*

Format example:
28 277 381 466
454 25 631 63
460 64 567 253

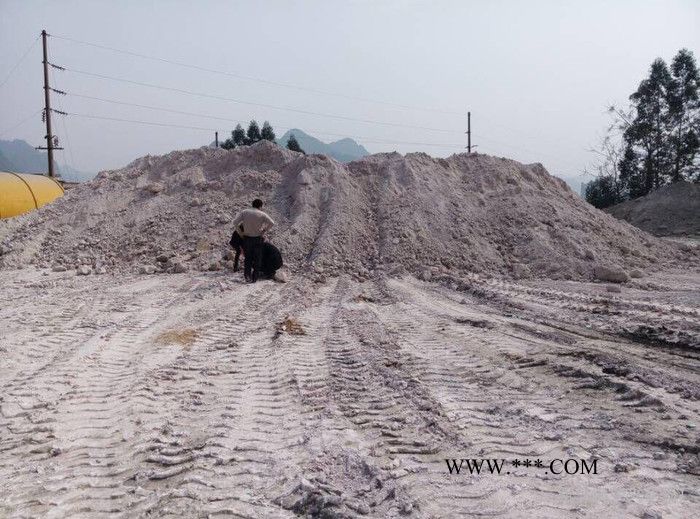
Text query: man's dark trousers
243 236 263 282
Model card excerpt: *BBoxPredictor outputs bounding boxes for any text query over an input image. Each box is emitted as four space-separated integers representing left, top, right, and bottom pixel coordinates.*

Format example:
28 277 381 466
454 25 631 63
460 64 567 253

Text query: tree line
220 120 304 154
585 49 699 208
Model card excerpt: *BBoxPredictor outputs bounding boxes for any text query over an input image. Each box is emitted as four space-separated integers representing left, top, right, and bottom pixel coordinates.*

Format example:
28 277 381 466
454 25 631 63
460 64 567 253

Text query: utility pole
37 30 62 177
465 111 477 154
215 131 219 148
467 111 471 154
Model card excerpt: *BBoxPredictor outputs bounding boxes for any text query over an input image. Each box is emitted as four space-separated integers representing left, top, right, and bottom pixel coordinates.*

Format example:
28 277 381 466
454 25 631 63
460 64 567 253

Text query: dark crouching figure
260 242 283 280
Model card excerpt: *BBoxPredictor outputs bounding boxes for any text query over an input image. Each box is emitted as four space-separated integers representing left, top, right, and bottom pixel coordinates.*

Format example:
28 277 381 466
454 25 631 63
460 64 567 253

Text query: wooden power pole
37 30 62 177
215 131 219 148
465 111 477 154
40 30 55 177
467 111 471 154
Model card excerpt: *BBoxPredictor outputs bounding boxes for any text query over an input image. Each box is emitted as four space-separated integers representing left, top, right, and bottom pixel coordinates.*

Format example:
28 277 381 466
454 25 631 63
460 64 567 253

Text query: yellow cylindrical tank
0 172 64 219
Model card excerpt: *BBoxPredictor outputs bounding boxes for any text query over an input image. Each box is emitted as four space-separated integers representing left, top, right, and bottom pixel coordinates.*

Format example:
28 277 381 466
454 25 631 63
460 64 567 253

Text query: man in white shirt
231 199 275 282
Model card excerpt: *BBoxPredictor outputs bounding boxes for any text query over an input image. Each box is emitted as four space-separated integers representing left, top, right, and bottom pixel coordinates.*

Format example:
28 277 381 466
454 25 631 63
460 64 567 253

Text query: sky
1 0 698 188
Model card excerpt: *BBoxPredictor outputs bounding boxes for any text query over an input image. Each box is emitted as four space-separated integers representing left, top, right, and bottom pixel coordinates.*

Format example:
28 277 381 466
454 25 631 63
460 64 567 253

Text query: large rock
593 265 629 284
138 264 156 275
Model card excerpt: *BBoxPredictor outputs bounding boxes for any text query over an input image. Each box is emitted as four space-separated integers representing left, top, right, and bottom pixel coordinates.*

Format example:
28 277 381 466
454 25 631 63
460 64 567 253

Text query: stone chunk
593 265 629 283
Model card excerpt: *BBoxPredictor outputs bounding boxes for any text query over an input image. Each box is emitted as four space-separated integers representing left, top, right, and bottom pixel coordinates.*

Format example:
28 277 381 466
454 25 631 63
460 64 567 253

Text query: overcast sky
1 0 698 187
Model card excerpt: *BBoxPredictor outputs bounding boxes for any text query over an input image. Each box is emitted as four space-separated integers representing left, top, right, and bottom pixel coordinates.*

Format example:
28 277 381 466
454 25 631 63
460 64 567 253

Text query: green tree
624 58 673 194
618 145 647 199
668 49 700 182
221 138 235 150
232 124 246 146
584 175 620 209
246 120 262 144
286 134 305 154
261 121 276 141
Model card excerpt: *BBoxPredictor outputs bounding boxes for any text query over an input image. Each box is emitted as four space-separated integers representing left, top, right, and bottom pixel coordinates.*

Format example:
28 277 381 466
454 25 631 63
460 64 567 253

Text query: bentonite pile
0 140 692 280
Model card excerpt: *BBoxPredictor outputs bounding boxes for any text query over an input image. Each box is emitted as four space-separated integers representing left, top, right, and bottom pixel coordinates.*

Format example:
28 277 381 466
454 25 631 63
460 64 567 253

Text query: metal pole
41 30 55 177
467 111 471 154
215 131 219 148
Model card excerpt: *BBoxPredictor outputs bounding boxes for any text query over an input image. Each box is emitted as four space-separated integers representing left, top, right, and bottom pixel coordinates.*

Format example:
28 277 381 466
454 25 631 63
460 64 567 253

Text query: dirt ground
0 267 698 518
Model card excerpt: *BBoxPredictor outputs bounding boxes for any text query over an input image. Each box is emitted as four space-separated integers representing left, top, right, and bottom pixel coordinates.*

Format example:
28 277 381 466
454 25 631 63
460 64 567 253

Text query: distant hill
277 129 369 163
605 180 700 237
0 148 14 171
0 139 55 173
0 139 93 181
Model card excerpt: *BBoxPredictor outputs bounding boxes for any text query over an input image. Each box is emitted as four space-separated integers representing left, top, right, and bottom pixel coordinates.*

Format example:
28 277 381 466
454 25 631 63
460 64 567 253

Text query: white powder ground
1 141 694 280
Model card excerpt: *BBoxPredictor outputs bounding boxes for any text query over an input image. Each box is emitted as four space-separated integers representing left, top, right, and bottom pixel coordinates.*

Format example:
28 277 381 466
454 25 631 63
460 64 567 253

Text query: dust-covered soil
1 267 698 518
606 181 700 238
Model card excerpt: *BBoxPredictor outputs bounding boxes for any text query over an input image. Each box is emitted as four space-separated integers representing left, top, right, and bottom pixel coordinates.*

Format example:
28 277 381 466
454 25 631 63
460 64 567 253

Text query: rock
391 237 400 245
513 263 531 279
52 265 67 272
593 265 629 284
156 253 170 263
138 265 156 275
584 249 595 260
606 284 622 293
641 511 663 519
95 267 107 275
613 462 632 473
274 270 289 283
419 269 432 282
390 264 407 277
145 183 163 194
630 269 644 279
76 266 91 276
208 261 222 271
400 501 414 514
0 244 12 255
172 262 189 274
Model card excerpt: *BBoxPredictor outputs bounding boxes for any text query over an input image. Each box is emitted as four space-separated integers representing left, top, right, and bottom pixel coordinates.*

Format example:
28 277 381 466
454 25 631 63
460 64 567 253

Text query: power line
49 33 463 116
62 91 463 147
46 32 589 170
60 66 463 135
66 113 217 132
0 35 39 90
44 32 585 171
63 111 464 149
48 45 78 176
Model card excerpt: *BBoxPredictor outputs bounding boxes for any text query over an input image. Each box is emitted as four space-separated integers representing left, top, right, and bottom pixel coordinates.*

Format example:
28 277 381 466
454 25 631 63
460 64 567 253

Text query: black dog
260 242 283 279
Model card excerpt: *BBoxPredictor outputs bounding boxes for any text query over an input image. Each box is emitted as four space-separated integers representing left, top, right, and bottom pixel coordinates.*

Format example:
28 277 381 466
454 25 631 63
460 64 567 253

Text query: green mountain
277 129 369 162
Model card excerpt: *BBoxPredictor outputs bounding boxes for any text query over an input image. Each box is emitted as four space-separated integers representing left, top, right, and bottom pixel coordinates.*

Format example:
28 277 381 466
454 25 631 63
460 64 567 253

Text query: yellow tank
0 172 64 219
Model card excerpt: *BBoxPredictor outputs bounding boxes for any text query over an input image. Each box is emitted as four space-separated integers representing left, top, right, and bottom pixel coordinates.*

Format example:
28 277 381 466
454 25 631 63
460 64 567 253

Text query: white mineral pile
0 140 691 279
